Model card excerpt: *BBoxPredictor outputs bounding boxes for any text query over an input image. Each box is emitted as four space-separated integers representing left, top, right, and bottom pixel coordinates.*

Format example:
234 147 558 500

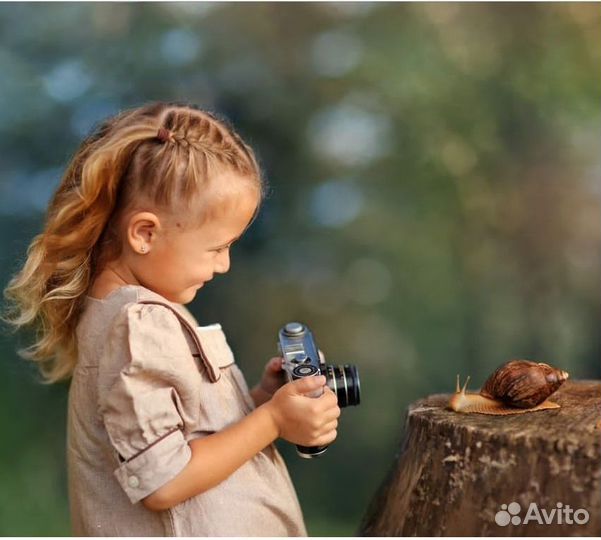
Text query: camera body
277 321 361 458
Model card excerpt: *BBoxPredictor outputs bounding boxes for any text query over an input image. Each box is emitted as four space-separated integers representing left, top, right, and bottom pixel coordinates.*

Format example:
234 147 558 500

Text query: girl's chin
188 283 205 295
168 286 204 304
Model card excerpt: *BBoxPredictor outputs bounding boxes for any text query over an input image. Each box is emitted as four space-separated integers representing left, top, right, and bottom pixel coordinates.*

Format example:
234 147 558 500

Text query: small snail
448 359 569 415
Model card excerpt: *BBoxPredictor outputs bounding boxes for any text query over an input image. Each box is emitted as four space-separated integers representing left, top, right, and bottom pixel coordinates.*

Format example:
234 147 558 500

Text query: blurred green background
1 2 599 536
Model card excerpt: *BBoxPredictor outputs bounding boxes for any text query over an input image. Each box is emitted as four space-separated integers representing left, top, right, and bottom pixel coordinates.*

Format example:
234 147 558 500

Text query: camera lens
324 364 361 407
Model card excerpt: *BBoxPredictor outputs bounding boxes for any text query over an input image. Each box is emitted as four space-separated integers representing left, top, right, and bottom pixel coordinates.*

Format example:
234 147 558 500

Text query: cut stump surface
360 380 601 536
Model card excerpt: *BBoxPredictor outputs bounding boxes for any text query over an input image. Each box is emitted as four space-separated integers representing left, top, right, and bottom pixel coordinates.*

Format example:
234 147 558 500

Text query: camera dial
284 322 304 335
293 365 319 377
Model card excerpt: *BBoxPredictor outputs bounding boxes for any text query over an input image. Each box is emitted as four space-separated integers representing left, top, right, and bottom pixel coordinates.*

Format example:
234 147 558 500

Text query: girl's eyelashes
212 243 232 253
210 235 241 253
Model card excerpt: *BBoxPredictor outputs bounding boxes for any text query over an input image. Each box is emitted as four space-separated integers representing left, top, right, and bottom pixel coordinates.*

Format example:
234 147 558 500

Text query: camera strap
137 300 221 383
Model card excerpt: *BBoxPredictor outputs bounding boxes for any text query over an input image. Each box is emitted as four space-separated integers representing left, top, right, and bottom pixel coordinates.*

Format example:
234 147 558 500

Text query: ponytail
2 112 158 383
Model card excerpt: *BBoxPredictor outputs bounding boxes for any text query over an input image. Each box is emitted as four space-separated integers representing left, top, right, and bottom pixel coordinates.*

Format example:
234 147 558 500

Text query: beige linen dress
67 284 307 536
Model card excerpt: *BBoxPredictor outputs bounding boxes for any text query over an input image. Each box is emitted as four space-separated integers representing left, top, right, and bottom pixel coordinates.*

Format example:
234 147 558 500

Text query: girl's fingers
315 429 337 446
323 408 341 422
318 419 338 435
268 357 283 371
316 387 338 410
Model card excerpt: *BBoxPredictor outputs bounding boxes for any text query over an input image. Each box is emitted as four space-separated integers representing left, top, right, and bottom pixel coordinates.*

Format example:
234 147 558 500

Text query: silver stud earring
140 245 147 254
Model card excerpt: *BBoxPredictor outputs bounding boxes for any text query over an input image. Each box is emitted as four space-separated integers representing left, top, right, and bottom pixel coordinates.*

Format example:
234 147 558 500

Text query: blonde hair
2 100 266 384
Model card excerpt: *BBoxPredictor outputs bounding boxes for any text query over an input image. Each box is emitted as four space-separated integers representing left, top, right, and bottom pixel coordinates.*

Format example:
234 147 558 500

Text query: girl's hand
265 375 340 447
259 350 326 396
258 356 287 397
249 357 286 408
250 350 327 407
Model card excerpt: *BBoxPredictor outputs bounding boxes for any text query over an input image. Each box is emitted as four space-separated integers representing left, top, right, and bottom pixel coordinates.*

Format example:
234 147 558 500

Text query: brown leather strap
137 300 220 383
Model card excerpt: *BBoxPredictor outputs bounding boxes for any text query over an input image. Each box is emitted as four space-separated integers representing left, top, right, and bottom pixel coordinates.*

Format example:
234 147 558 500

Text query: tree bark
360 379 601 536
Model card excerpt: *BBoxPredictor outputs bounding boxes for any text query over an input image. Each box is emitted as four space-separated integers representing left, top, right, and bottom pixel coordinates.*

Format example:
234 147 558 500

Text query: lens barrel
324 364 361 407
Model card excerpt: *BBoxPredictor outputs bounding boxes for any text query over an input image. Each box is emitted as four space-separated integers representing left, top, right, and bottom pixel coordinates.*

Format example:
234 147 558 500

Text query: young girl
3 101 340 536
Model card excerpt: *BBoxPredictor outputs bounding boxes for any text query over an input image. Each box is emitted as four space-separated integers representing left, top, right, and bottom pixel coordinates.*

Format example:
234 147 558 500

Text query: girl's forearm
143 402 279 511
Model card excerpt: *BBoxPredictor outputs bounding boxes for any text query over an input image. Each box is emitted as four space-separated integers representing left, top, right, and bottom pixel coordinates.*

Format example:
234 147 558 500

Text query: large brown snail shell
480 359 569 408
448 359 569 415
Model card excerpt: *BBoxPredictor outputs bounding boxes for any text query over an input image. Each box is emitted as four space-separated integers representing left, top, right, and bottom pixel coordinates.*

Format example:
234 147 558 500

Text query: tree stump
360 380 601 536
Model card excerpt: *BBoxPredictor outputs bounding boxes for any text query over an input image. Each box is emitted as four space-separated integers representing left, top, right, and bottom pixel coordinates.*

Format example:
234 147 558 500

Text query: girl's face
121 182 259 304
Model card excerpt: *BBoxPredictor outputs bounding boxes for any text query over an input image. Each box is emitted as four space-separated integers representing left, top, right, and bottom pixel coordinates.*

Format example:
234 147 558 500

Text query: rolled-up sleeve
98 303 196 504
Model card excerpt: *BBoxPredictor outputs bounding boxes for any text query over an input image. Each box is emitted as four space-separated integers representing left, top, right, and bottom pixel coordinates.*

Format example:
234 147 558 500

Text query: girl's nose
214 250 230 274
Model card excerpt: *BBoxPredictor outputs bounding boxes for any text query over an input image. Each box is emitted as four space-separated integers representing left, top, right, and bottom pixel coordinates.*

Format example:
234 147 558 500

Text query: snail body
448 359 569 415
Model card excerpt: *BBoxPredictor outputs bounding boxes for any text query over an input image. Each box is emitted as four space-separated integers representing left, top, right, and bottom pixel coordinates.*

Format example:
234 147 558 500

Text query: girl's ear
126 211 162 254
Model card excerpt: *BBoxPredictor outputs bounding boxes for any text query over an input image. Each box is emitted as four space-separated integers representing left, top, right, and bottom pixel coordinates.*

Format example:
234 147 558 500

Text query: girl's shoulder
79 285 201 377
83 284 198 326
85 283 168 307
77 285 199 358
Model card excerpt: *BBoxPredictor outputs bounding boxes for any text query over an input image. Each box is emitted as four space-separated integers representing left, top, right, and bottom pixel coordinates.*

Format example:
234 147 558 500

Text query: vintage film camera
277 322 361 458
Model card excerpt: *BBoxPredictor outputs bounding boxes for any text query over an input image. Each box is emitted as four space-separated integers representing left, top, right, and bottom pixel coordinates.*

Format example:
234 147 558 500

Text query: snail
448 359 569 415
